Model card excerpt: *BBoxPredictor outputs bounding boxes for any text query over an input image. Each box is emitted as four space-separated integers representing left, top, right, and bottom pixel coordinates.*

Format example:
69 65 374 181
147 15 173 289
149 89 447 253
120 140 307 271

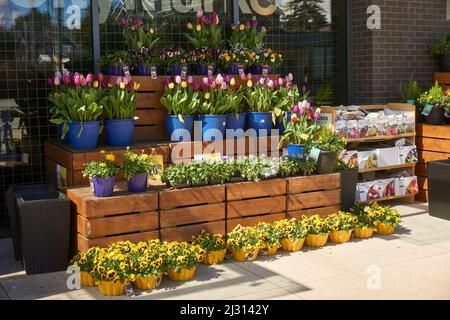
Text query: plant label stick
238 64 244 78
208 65 214 77
181 64 188 80
262 65 269 77
151 66 157 79
122 65 131 78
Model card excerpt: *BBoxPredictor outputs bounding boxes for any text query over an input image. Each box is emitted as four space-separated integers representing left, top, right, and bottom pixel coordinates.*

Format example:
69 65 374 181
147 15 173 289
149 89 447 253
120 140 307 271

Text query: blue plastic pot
127 173 148 193
250 64 273 75
169 64 182 76
287 144 305 157
68 121 100 150
104 119 135 147
106 65 125 76
226 112 247 131
199 114 227 141
164 114 194 141
227 63 239 75
247 112 273 136
137 63 157 76
56 123 71 144
196 64 216 75
92 176 115 197
277 112 292 136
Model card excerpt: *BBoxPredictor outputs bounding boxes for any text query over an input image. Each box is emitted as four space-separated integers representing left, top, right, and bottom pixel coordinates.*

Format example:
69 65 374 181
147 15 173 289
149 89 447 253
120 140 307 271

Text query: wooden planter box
159 184 226 242
226 179 287 231
67 183 159 252
287 173 341 219
45 140 169 188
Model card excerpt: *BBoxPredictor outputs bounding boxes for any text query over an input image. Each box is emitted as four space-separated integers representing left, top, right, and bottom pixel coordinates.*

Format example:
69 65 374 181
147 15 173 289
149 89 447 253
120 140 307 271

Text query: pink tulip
80 76 87 86
73 73 81 85
55 70 62 80
225 74 231 83
175 75 182 84
267 80 274 88
196 10 203 18
299 106 305 116
292 104 299 113
221 82 227 90
120 17 127 29
85 73 93 84
97 72 104 82
63 74 71 85
314 112 320 121
47 78 54 86
203 77 209 86
115 77 122 85
259 77 265 85
278 78 284 86
53 76 60 86
123 76 129 86
187 76 194 84
273 79 279 87
216 74 224 85
193 82 201 90
288 73 293 81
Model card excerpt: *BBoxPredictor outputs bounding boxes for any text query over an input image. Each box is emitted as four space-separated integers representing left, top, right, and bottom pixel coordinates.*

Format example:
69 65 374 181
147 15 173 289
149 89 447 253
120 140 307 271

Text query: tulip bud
187 76 194 84
203 77 209 86
85 73 93 84
175 75 182 84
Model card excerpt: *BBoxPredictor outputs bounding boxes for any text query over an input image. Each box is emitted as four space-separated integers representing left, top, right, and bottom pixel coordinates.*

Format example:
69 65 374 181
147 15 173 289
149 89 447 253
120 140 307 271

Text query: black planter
339 168 359 211
440 55 450 72
317 151 338 174
428 159 450 220
5 184 54 261
425 107 445 125
16 192 70 274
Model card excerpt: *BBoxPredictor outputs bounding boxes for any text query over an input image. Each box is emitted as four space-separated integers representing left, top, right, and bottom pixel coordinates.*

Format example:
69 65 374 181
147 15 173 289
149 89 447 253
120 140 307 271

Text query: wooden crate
226 179 287 231
159 184 226 242
286 173 341 219
415 123 450 202
45 140 169 188
434 72 450 91
67 183 160 252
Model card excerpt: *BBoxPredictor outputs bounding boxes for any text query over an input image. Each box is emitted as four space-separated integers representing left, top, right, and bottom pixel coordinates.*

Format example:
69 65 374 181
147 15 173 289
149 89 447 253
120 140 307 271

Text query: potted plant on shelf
429 33 450 72
121 16 159 50
229 17 266 51
255 222 282 256
314 84 333 106
325 211 357 244
160 47 187 76
83 151 121 197
399 76 421 105
188 48 221 75
71 247 101 287
161 163 191 189
185 10 222 49
273 218 307 252
122 148 157 193
273 77 302 135
227 225 262 262
191 231 227 265
160 76 200 141
417 81 449 125
129 240 165 291
103 79 139 147
164 241 204 281
224 77 246 132
98 51 133 76
220 49 246 75
133 47 160 76
48 70 72 143
198 74 231 141
367 203 401 235
278 100 321 157
302 215 330 247
350 203 376 239
311 126 347 174
258 48 283 74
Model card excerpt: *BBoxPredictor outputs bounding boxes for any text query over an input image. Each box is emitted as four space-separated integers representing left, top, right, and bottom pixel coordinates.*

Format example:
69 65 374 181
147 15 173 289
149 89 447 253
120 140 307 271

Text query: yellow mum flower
100 150 105 154
141 154 149 160
105 154 115 162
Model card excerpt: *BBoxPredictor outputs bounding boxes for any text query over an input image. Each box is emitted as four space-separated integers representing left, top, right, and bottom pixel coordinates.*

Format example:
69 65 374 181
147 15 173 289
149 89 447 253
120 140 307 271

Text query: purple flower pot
250 64 273 75
104 119 135 147
196 64 216 76
137 63 157 76
169 64 182 76
106 65 125 76
127 173 148 193
92 176 115 197
227 63 239 75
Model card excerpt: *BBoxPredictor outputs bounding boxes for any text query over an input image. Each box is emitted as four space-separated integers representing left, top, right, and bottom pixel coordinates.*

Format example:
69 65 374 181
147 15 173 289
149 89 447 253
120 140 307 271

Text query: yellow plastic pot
306 233 329 247
281 238 305 252
98 280 125 296
134 274 162 291
330 230 353 244
354 227 374 239
376 222 395 235
231 248 259 262
168 266 197 281
203 249 226 265
259 244 278 256
80 271 95 287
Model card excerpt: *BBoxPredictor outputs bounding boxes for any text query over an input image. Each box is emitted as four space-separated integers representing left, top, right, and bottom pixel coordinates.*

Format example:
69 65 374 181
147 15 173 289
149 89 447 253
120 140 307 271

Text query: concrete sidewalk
1 203 450 300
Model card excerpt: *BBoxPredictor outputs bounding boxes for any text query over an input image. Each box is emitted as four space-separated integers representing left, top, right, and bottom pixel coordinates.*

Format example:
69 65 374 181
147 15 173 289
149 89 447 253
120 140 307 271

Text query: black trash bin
428 158 450 221
339 168 359 211
6 184 54 260
16 191 70 274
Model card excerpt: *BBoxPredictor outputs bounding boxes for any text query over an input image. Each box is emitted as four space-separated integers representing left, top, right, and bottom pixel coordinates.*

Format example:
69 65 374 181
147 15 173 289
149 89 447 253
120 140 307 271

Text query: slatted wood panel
415 123 450 202
227 213 287 231
77 231 160 253
434 72 450 91
160 221 225 242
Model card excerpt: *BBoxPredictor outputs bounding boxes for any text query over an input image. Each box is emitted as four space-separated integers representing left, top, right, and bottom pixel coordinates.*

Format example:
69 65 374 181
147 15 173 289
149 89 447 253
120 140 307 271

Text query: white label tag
150 66 157 79
181 64 188 80
262 65 269 77
238 64 244 78
122 65 130 78
310 147 321 161
207 65 214 77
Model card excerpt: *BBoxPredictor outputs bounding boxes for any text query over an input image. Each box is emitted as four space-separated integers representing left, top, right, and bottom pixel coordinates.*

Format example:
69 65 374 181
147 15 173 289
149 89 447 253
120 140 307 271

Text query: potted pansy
278 100 321 157
71 247 101 287
122 148 158 193
160 47 187 76
103 77 139 147
368 203 401 235
310 126 347 174
325 211 357 244
98 51 133 76
83 151 121 197
188 48 221 75
160 76 201 141
350 203 377 239
227 225 262 262
133 47 160 76
191 231 227 265
274 218 308 252
163 241 205 281
302 215 330 247
418 81 450 125
257 48 283 74
255 222 282 256
128 241 165 291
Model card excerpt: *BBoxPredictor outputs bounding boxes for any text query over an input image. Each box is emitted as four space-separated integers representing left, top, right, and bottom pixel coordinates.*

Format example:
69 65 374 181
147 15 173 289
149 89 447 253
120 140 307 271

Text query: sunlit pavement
1 202 450 300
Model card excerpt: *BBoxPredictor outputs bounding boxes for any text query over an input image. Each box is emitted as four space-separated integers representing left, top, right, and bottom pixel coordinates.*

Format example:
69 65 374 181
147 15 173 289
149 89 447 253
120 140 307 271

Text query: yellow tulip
205 92 211 100
239 24 244 30
230 78 236 86
181 81 187 88
196 24 202 31
133 82 140 90
168 82 174 89
187 22 193 30
119 81 125 89
93 80 99 88
247 80 253 88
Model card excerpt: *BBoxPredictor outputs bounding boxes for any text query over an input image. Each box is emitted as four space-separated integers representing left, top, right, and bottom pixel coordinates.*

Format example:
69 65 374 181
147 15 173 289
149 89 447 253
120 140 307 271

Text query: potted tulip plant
83 151 121 197
273 218 307 252
273 77 302 135
122 148 157 193
71 247 101 287
48 70 72 143
129 241 165 291
121 17 159 50
191 231 227 265
418 81 450 125
310 126 346 174
227 225 262 262
429 33 450 72
255 222 282 256
103 78 139 147
302 215 330 247
224 77 246 132
351 203 377 239
278 100 321 157
160 76 201 141
164 241 205 281
325 211 357 244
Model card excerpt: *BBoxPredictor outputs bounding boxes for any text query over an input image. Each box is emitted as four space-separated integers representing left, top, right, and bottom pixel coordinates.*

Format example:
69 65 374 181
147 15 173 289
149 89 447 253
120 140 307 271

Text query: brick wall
352 0 450 104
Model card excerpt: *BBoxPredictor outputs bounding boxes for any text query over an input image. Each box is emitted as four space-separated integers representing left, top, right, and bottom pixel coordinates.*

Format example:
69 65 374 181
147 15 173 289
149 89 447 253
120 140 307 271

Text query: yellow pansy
106 154 115 162
99 162 107 168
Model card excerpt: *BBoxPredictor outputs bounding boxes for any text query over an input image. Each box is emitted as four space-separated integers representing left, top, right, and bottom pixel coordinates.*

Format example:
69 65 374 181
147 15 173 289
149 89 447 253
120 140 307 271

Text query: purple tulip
121 17 127 29
85 73 93 84
132 18 143 26
302 84 307 93
245 21 251 28
63 74 71 85
53 76 60 86
225 74 231 83
55 70 62 79
163 78 170 87
193 82 201 90
251 16 257 27
221 82 227 90
47 78 53 86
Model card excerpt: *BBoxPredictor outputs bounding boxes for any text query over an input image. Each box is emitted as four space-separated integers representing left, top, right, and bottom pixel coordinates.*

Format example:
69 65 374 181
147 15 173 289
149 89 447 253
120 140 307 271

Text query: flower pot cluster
417 81 450 125
160 73 300 141
98 13 282 77
82 148 158 197
48 71 139 150
429 33 450 72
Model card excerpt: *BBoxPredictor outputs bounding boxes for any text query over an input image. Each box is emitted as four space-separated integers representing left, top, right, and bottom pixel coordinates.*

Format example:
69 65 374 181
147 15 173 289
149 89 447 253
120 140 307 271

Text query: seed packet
367 118 378 137
356 181 381 202
396 114 406 134
335 120 348 137
340 150 358 168
358 150 378 169
376 117 388 136
399 145 418 164
377 178 396 197
378 147 401 167
395 176 418 195
387 115 398 136
405 114 415 133
358 119 369 138
347 120 359 139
